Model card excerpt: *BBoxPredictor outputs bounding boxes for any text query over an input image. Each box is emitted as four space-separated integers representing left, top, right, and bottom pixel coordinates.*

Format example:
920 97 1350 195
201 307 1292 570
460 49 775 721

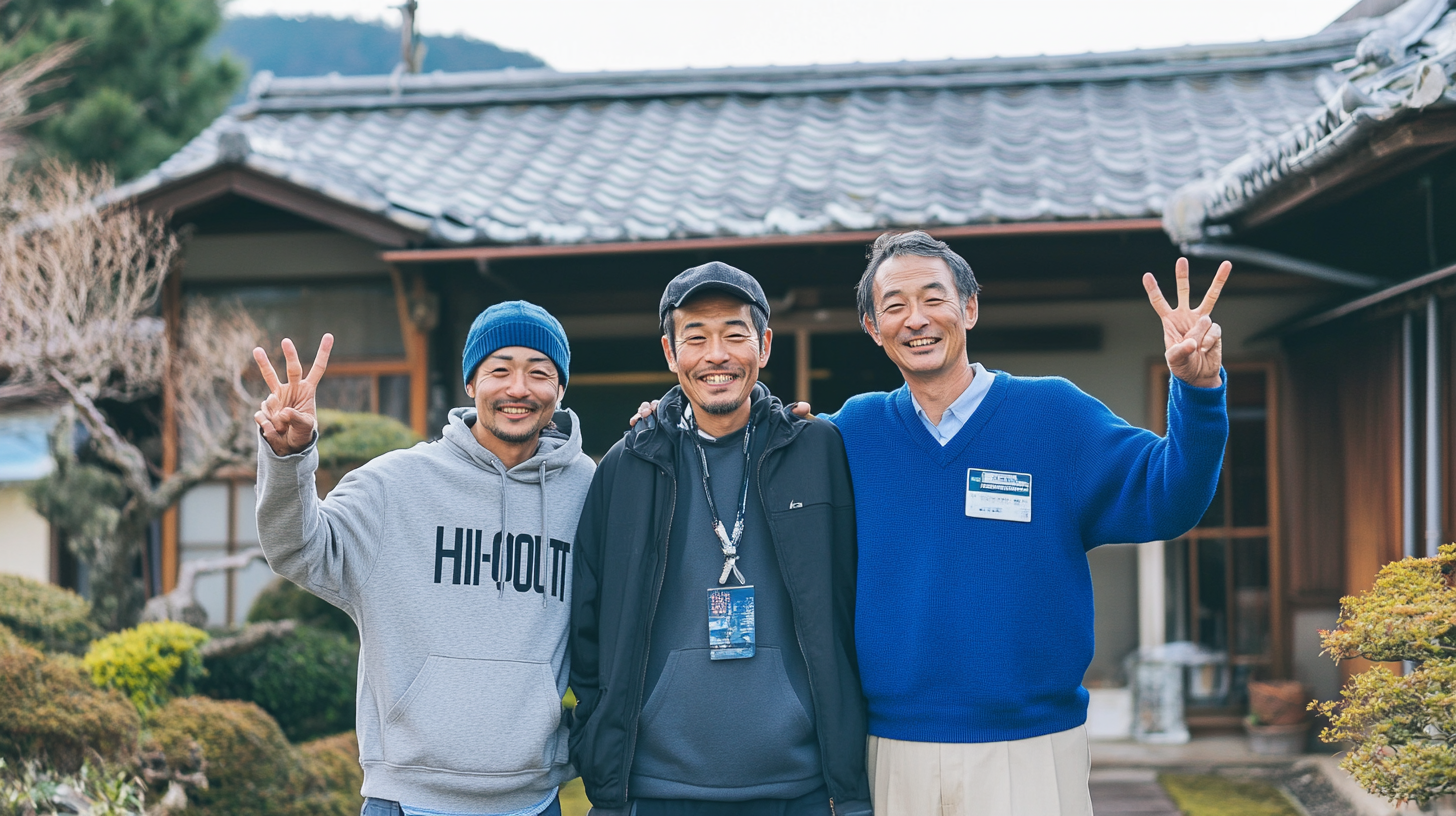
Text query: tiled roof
118 32 1368 247
1165 0 1456 242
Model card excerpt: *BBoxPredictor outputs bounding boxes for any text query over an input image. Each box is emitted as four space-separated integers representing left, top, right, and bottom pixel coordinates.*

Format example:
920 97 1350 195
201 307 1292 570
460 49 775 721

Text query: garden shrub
246 577 356 640
293 732 363 816
0 641 139 772
1316 543 1456 806
197 624 357 741
84 622 209 714
316 409 420 469
0 574 101 654
146 697 300 816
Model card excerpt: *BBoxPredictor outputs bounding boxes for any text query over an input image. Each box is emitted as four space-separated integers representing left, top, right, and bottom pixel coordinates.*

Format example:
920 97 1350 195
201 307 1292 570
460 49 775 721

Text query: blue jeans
362 797 562 816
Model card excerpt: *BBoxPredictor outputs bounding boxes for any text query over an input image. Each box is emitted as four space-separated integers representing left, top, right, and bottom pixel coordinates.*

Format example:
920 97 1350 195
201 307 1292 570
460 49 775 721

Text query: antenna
397 0 426 74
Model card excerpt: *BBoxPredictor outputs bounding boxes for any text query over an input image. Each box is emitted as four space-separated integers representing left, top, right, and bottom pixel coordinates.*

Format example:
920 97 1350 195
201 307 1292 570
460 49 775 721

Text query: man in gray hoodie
253 300 596 816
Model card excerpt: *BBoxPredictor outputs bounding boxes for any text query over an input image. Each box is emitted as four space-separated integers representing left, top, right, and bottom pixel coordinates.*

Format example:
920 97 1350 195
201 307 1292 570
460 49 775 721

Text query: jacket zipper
622 460 675 804
756 436 838 810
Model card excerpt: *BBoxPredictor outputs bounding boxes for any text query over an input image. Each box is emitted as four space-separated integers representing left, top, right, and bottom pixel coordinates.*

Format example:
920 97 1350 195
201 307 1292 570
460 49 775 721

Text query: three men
569 263 871 816
252 301 596 816
826 231 1229 815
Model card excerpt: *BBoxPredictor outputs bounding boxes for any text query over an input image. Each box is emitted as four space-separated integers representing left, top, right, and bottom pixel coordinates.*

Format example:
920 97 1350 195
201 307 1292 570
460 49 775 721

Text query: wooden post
160 268 182 593
795 329 811 405
388 265 432 437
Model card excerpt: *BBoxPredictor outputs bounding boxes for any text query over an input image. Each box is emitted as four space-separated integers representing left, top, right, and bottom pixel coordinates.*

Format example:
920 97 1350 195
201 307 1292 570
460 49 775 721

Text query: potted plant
1244 679 1310 755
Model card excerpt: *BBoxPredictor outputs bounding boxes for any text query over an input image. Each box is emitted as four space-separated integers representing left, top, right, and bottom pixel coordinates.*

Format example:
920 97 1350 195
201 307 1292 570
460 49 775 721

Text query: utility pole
398 0 425 74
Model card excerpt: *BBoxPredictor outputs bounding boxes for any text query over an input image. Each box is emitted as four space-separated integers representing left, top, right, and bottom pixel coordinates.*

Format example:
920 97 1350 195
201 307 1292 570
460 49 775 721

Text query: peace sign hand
252 334 333 457
1143 258 1230 389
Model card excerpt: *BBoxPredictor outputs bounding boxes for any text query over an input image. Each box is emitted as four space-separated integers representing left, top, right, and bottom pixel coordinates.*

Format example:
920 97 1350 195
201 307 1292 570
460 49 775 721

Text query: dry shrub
294 732 363 816
145 696 300 816
0 638 139 772
0 573 101 654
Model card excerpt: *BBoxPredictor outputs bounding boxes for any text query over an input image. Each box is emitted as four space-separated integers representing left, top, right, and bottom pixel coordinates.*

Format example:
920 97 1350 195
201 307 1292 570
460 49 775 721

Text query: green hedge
0 575 101 654
247 578 356 641
197 625 357 742
316 409 421 469
0 631 139 772
83 622 209 714
294 732 364 816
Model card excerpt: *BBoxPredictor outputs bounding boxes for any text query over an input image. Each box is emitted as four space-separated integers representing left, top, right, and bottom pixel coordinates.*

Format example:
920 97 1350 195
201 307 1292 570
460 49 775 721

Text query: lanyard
685 405 754 585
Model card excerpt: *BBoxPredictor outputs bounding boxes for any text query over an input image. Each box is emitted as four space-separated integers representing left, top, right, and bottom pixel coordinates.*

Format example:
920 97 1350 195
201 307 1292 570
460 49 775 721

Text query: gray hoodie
255 407 595 813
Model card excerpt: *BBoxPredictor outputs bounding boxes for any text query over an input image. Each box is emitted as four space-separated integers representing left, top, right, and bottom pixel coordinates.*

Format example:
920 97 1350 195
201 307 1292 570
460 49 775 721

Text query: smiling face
864 254 977 381
465 345 565 446
662 294 772 429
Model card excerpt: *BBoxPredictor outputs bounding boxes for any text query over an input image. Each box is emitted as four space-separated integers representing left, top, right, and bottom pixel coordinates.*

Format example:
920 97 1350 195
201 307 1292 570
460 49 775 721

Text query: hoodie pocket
383 655 561 775
634 647 818 787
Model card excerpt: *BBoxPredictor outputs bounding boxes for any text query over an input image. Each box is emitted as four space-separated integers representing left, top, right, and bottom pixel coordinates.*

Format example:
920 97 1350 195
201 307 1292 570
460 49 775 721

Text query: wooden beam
795 328 812 405
1238 111 1456 230
388 265 431 437
380 219 1165 264
134 166 421 248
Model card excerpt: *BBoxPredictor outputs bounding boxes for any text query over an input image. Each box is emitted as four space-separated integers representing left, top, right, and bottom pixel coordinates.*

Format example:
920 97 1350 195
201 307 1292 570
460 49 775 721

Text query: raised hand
252 334 333 456
1143 258 1229 389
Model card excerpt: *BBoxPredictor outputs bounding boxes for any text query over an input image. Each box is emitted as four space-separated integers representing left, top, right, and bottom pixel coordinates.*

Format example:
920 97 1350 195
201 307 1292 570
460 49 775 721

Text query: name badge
707 585 755 660
965 468 1032 522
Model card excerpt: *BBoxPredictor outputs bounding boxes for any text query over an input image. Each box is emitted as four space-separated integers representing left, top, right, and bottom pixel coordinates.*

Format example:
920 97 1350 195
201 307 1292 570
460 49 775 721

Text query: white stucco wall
0 487 49 582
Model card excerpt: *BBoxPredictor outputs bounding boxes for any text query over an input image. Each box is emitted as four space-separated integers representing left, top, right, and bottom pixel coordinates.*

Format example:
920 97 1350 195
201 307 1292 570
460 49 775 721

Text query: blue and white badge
965 468 1032 522
707 585 755 660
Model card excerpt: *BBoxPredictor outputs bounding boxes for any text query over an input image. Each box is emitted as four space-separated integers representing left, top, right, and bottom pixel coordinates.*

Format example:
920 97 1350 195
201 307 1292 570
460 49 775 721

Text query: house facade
19 0 1441 724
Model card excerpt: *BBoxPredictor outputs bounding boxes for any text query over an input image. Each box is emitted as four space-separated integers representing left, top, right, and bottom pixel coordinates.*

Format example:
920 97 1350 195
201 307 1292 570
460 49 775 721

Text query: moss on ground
1160 773 1301 816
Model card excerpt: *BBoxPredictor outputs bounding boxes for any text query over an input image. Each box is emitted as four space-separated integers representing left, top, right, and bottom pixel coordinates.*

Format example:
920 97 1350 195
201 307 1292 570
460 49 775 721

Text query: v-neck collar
892 371 1012 467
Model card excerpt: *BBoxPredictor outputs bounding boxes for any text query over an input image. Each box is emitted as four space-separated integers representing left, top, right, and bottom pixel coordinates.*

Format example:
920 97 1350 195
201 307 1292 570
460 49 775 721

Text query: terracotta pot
1248 680 1309 726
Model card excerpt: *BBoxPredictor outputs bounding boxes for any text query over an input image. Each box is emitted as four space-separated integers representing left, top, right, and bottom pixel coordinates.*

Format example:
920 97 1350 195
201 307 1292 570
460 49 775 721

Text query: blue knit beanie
461 301 570 387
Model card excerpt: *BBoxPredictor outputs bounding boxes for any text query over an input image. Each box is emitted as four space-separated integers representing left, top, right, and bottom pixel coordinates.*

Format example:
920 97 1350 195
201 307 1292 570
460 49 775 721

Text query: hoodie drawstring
498 468 509 598
540 461 549 607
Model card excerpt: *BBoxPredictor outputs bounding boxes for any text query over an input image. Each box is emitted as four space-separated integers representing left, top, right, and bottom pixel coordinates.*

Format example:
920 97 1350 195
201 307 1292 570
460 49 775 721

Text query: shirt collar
910 363 992 426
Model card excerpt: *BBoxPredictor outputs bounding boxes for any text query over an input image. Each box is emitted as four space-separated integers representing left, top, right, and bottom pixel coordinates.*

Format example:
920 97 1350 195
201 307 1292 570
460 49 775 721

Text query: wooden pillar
795 329 811 405
160 268 182 593
389 265 433 437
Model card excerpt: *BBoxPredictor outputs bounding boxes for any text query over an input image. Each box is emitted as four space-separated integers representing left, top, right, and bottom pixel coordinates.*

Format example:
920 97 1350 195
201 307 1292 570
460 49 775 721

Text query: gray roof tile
118 33 1370 246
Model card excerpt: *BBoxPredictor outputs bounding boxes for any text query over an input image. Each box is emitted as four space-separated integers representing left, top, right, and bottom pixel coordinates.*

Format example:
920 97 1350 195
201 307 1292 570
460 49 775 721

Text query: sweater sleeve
1075 372 1228 548
254 432 388 612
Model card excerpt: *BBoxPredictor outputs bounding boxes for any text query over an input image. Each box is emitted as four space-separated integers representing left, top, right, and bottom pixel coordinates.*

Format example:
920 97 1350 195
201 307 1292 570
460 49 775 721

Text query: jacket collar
624 382 804 470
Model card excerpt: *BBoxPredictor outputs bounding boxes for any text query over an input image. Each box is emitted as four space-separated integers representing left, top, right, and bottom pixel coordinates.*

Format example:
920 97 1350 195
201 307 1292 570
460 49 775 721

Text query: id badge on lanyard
708 585 755 660
687 405 757 660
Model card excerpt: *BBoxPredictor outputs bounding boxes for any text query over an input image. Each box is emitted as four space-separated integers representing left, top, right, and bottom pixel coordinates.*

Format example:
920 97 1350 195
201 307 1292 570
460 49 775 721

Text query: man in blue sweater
826 231 1230 816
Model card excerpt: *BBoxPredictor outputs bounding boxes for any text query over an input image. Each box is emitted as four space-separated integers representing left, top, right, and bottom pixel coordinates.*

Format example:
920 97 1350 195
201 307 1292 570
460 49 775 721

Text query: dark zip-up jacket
570 385 870 815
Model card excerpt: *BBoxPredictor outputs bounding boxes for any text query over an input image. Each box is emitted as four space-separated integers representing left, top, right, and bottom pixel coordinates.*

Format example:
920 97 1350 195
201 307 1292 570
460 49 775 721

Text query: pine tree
0 0 242 180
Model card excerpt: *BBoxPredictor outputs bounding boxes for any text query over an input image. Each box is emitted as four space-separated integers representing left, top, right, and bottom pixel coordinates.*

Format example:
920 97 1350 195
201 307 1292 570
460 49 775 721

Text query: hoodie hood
442 406 583 482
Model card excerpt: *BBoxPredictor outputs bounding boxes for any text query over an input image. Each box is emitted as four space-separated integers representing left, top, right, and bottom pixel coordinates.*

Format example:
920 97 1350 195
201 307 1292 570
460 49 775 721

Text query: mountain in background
209 15 548 83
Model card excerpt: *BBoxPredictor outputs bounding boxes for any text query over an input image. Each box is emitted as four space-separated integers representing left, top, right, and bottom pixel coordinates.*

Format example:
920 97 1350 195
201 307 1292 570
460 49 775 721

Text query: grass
560 776 591 816
1159 774 1301 816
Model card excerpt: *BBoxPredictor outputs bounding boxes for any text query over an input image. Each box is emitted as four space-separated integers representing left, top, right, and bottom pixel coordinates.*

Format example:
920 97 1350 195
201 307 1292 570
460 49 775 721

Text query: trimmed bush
247 578 356 640
294 732 363 816
147 697 300 816
84 622 209 714
0 640 139 772
197 624 356 742
316 409 420 469
0 574 101 654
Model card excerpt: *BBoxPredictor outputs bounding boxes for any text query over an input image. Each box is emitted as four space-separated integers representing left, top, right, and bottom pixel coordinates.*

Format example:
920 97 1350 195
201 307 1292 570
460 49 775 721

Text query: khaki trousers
866 726 1093 816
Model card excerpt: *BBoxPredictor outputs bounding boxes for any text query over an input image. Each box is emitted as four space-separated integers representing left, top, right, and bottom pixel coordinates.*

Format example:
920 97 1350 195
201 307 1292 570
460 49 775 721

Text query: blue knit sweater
827 370 1227 743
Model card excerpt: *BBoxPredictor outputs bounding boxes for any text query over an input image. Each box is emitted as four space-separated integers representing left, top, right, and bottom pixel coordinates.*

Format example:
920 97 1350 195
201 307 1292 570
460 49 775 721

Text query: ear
963 295 979 332
661 334 679 374
862 313 885 347
556 384 566 406
759 327 773 366
465 382 475 399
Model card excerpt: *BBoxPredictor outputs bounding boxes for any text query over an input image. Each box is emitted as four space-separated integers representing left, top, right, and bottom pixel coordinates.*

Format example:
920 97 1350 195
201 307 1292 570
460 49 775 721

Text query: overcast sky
224 0 1362 73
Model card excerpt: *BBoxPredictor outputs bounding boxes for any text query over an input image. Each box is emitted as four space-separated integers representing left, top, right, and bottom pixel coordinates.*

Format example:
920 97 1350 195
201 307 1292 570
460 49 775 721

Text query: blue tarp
0 413 57 483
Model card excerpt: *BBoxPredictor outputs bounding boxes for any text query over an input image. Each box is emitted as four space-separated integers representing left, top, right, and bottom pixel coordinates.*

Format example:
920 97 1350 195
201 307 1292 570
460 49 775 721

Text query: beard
699 396 745 415
482 399 550 443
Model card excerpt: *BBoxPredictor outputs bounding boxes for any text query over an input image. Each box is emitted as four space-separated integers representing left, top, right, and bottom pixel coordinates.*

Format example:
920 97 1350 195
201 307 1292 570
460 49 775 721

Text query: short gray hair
856 231 980 329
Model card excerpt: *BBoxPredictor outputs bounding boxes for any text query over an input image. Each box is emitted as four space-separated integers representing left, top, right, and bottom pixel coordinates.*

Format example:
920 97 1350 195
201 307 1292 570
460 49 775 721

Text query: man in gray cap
570 262 871 816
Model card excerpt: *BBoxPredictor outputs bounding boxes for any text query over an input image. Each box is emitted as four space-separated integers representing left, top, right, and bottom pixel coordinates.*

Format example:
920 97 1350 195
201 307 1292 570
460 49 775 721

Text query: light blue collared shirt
909 363 995 446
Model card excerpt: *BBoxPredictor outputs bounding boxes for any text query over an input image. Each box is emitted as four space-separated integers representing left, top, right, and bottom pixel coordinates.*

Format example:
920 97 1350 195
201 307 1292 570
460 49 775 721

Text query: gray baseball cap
659 261 771 323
